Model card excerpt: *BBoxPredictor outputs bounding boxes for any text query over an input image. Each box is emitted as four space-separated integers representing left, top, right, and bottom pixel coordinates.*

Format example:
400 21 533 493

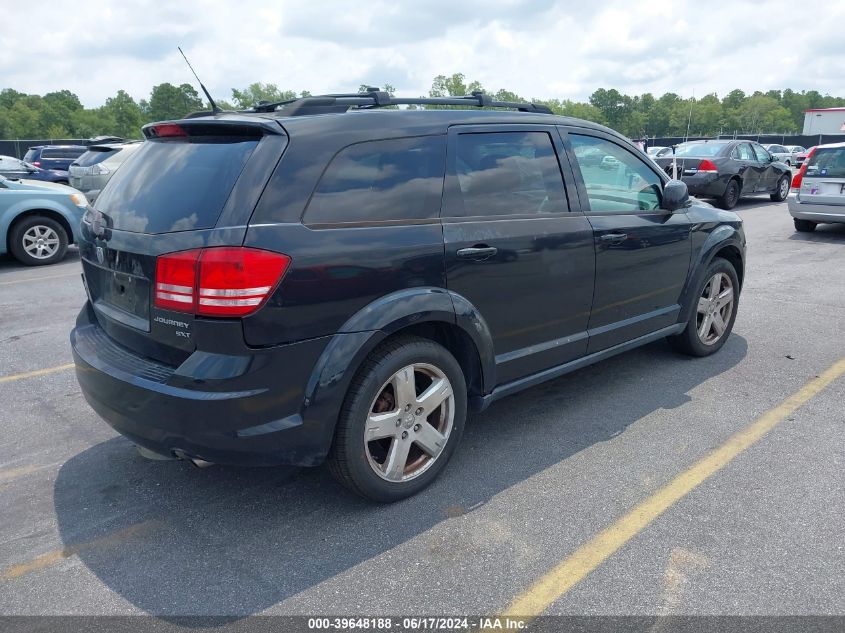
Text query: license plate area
83 259 151 332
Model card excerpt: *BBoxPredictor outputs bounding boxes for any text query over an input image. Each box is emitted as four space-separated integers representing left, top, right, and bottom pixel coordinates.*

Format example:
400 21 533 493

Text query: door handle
456 246 498 260
599 233 628 243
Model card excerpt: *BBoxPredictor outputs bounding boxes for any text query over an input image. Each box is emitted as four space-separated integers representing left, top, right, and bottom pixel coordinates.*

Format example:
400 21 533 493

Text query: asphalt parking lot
1 199 843 622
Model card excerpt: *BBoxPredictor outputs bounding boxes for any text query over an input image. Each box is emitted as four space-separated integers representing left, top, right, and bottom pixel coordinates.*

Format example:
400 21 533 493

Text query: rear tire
328 336 466 502
793 218 817 232
770 175 789 202
9 215 68 266
668 257 739 357
718 179 740 210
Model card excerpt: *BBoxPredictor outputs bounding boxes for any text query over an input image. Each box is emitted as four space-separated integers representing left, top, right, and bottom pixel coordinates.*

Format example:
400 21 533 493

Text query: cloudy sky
1 0 843 107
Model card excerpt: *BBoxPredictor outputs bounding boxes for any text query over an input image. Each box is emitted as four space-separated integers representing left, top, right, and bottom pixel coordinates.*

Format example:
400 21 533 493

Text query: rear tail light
149 123 188 138
697 159 718 173
791 147 816 189
32 161 41 167
154 247 290 317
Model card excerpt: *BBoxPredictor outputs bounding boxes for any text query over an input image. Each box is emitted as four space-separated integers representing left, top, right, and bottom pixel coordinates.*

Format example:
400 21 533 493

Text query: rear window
94 137 258 233
303 136 445 225
673 142 729 157
23 149 37 162
805 147 845 179
74 148 120 167
41 147 85 159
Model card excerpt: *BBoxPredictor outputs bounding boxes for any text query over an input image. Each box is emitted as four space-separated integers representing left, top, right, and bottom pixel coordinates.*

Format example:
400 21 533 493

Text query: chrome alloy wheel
778 176 789 199
697 272 734 345
364 363 455 482
22 225 61 260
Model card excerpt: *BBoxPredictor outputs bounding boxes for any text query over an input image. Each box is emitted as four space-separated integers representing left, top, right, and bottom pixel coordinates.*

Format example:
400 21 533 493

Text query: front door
566 131 693 353
442 126 595 385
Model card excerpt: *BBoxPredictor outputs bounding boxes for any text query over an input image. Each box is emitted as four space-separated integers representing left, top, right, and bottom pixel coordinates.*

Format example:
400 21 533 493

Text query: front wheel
9 215 68 266
794 218 817 232
668 257 739 357
718 179 740 210
770 175 790 202
328 336 466 502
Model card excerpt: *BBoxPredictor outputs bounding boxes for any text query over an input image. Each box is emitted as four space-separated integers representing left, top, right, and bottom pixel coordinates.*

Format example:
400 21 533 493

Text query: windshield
95 137 259 233
672 142 729 157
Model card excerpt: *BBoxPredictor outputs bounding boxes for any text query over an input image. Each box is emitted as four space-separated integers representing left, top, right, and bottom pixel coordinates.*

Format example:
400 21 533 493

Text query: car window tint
570 134 662 213
95 137 259 233
303 136 445 225
804 147 845 178
23 149 36 162
446 131 567 217
751 144 770 162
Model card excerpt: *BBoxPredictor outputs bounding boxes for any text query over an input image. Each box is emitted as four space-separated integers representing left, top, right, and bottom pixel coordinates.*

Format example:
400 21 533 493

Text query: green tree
146 83 203 122
101 90 145 138
231 83 297 109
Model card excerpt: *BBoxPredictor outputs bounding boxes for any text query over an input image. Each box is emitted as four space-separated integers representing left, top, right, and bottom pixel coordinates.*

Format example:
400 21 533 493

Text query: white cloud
0 0 842 107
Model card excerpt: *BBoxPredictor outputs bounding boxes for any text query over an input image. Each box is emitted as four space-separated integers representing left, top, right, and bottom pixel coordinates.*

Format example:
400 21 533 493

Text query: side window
569 134 662 213
735 144 755 161
752 144 770 162
303 136 445 225
445 131 568 217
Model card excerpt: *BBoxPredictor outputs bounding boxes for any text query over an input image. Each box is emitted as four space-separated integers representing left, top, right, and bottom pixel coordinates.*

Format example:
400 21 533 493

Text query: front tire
9 215 68 266
668 257 739 357
328 336 467 502
794 218 817 232
718 179 740 210
770 175 789 202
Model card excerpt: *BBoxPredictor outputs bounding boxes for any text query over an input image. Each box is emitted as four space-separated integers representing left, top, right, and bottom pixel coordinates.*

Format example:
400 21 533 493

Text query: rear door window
95 137 259 233
303 136 445 225
444 131 568 217
805 147 845 178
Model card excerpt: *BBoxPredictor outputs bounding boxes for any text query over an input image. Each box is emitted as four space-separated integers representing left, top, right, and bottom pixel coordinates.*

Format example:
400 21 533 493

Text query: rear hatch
78 118 288 364
798 146 845 207
69 145 121 191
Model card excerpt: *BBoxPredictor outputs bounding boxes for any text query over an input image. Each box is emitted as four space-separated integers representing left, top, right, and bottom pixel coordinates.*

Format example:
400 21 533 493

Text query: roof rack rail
250 90 553 116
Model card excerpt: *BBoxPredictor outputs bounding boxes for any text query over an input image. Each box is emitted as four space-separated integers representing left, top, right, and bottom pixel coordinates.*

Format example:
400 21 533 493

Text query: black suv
70 91 745 502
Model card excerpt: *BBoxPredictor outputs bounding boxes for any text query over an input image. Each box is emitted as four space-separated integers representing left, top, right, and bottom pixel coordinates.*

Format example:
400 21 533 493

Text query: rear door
565 130 692 353
732 142 760 193
441 125 595 385
78 120 287 363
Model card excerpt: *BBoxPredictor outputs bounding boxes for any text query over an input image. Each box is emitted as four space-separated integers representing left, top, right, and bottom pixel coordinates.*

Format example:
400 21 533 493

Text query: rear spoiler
142 118 284 140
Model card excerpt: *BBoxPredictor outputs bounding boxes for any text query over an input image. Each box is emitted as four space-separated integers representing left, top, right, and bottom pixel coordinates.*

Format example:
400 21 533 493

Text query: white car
763 144 793 166
646 146 673 158
600 155 622 169
785 145 807 165
788 142 845 232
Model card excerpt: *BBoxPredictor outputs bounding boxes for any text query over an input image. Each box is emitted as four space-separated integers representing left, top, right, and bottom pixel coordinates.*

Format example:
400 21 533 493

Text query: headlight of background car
69 193 87 207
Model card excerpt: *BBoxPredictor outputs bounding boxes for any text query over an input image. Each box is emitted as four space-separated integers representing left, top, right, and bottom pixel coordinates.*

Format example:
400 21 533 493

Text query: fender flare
298 287 496 459
678 226 745 324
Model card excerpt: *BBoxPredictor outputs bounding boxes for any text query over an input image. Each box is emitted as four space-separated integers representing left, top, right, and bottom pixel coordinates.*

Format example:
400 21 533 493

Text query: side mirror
662 179 689 212
770 155 778 162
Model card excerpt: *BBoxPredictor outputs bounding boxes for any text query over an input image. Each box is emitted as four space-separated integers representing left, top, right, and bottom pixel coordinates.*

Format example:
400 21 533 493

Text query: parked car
785 145 806 165
69 141 143 204
762 144 793 166
788 142 845 232
647 146 673 157
653 139 792 210
0 176 87 265
794 147 813 167
0 155 69 184
70 92 745 502
23 145 87 171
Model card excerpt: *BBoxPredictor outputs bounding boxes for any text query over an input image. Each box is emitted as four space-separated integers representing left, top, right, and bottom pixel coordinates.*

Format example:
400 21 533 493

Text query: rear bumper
70 304 338 467
681 173 724 198
788 198 845 224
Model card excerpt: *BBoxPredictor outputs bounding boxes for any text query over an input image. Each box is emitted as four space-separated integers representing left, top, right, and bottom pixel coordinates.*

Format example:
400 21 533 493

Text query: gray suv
69 141 142 203
789 142 845 232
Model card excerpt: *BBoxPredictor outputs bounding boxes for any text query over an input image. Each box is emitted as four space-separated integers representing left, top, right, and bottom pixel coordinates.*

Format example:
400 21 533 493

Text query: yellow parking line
501 356 845 621
2 520 162 580
0 464 42 483
0 272 78 286
0 363 74 384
